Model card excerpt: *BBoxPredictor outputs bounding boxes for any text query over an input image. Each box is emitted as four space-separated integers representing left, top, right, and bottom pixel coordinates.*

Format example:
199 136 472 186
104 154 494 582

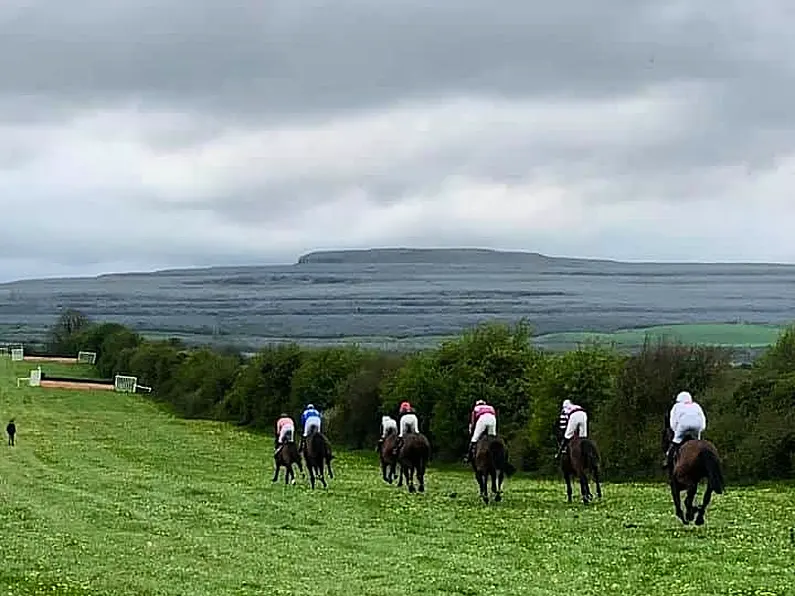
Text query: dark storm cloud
0 0 779 118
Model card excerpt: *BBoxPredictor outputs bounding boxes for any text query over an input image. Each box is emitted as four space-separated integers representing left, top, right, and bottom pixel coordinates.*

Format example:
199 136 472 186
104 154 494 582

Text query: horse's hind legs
476 472 489 504
592 466 603 499
684 485 698 522
492 471 502 502
272 463 281 483
326 460 334 479
417 462 425 493
695 486 714 526
579 473 591 505
671 481 687 524
563 471 573 503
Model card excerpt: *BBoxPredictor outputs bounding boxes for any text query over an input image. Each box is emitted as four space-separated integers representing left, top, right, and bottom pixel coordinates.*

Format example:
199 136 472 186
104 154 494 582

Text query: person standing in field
464 399 498 464
6 419 15 446
556 399 588 459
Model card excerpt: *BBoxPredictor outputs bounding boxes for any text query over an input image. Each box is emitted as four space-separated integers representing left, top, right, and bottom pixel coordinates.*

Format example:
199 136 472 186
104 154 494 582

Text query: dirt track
40 380 114 391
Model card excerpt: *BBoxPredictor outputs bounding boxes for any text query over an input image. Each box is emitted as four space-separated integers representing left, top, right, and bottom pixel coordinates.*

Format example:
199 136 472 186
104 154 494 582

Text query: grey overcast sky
1 0 794 280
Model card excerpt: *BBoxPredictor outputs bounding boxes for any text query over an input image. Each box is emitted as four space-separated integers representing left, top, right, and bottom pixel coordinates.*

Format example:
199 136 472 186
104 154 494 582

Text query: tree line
38 309 795 482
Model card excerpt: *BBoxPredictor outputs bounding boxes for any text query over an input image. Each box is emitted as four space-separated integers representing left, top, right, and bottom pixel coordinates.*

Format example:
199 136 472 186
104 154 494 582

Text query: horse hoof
409 485 416 494
695 516 705 526
481 496 489 504
494 493 502 502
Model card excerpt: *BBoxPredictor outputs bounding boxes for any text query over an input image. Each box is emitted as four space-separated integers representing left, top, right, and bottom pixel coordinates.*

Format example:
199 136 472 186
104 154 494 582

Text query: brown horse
472 435 516 504
273 440 304 485
560 435 602 504
396 432 430 493
662 425 724 525
303 430 334 489
379 428 400 484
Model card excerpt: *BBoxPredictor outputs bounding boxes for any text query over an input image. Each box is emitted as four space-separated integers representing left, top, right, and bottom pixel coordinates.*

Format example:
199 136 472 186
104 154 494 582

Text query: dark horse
273 440 304 485
662 424 724 525
396 432 430 493
379 428 400 484
560 435 603 504
471 435 516 504
303 430 334 489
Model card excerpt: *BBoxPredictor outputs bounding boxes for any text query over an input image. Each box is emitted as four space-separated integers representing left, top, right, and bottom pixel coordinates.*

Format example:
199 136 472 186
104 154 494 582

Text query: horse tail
489 439 516 477
581 438 601 472
698 448 725 495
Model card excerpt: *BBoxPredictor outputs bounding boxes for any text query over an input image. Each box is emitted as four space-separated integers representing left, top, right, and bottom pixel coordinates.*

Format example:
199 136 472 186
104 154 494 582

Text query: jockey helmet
475 399 486 406
306 403 314 410
399 401 412 413
280 412 289 418
562 399 572 410
676 391 693 404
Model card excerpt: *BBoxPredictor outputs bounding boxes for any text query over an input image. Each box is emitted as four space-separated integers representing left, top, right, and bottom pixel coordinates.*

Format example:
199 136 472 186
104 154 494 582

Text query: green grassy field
535 323 785 352
0 358 793 596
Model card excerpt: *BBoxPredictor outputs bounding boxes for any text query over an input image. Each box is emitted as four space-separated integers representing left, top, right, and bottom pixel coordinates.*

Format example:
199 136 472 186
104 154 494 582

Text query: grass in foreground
0 358 793 596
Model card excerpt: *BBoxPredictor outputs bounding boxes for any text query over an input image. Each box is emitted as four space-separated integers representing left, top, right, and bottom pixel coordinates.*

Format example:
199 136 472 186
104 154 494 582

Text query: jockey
664 390 707 470
556 399 588 459
464 399 497 463
376 415 398 452
299 403 322 452
394 401 419 453
274 413 295 456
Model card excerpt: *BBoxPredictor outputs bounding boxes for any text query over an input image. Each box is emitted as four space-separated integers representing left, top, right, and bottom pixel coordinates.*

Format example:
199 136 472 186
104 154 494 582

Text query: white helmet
475 399 486 406
675 391 693 404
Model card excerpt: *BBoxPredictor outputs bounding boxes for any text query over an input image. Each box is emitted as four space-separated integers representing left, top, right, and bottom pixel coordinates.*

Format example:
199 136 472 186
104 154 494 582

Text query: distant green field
1 357 794 595
535 323 785 352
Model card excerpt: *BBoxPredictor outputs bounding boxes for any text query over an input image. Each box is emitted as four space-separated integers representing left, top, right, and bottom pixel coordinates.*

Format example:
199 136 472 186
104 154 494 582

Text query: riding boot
663 443 678 470
463 442 476 464
555 438 570 460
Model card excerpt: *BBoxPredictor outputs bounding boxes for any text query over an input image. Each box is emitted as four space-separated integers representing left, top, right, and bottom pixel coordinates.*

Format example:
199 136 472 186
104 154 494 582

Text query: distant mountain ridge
296 248 619 265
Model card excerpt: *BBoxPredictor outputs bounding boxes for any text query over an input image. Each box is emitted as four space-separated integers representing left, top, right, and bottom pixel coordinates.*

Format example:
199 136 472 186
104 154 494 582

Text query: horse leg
695 485 714 526
417 460 426 493
592 464 603 500
670 479 687 524
578 473 591 505
381 459 390 483
476 471 489 504
397 464 404 487
563 470 573 503
492 470 502 503
272 462 281 483
307 463 316 489
318 461 328 489
326 459 334 479
407 466 416 493
684 485 698 522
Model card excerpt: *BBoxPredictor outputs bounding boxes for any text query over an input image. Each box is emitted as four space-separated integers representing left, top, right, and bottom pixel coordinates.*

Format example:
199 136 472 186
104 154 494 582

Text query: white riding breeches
399 414 418 437
564 410 588 439
303 417 321 437
673 420 703 444
278 425 294 443
381 419 398 437
470 413 497 443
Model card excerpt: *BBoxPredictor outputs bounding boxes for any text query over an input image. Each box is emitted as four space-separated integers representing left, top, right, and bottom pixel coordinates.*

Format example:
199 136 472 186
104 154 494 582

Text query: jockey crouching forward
274 413 295 456
556 399 588 459
664 390 706 470
464 399 497 464
376 415 398 452
394 401 419 454
299 403 334 460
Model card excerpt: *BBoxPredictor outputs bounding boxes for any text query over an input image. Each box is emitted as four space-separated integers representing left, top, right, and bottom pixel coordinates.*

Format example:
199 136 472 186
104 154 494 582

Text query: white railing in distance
11 347 23 361
77 351 97 365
